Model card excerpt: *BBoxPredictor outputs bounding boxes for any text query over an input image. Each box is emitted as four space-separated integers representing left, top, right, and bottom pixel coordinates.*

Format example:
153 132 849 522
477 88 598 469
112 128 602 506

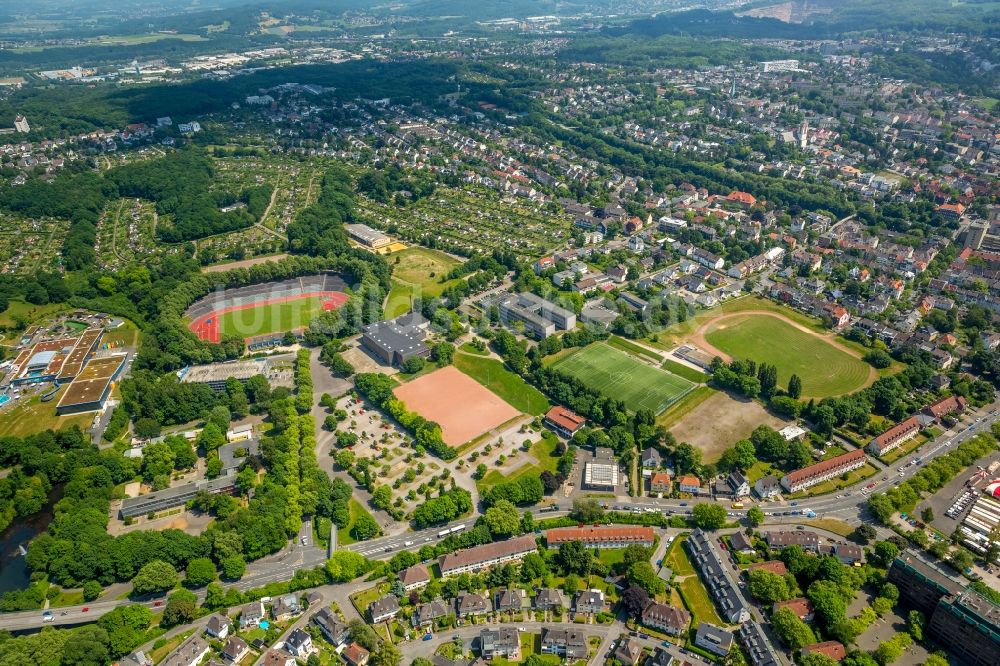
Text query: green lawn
0 299 68 329
664 537 696 577
607 336 663 363
385 247 463 318
477 433 561 490
0 390 92 438
678 577 724 626
704 313 870 397
337 498 380 546
660 358 709 383
218 295 327 338
454 352 550 415
552 343 695 415
880 433 930 464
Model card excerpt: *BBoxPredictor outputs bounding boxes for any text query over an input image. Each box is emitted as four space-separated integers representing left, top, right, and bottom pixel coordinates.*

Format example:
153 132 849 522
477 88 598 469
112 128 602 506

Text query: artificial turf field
704 313 870 397
552 342 695 415
217 295 327 338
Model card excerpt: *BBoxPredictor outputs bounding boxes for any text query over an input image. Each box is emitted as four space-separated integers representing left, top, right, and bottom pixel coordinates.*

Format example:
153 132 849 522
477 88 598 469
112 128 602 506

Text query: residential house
647 647 674 666
343 643 370 666
573 589 604 615
714 470 750 498
695 623 734 657
923 395 967 421
641 602 691 636
774 598 815 622
687 529 751 624
399 565 431 591
677 475 703 493
546 526 655 549
834 544 864 565
222 637 250 663
801 642 846 662
271 594 301 621
239 600 265 629
479 628 520 660
766 531 820 551
412 599 451 627
534 588 565 611
284 628 313 659
613 638 644 666
650 471 673 494
161 635 210 666
205 614 231 640
540 628 588 659
867 417 921 457
368 596 401 624
740 621 784 666
263 650 296 666
747 561 787 576
641 447 662 468
120 651 154 666
779 450 867 493
456 592 490 619
312 608 350 646
754 475 781 500
494 589 524 613
729 532 755 555
438 535 538 577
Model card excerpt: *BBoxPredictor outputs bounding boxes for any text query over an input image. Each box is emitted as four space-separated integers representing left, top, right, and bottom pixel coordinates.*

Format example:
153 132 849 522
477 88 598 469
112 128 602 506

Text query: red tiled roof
773 598 814 620
782 449 866 486
802 641 846 661
545 406 587 433
747 560 787 576
438 535 537 575
870 417 921 453
546 526 655 546
677 475 701 487
923 395 967 419
727 191 757 206
650 472 672 486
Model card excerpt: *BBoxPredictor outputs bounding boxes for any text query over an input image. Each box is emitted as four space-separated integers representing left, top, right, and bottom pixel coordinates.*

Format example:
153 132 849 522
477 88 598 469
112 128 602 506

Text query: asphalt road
2 400 996 632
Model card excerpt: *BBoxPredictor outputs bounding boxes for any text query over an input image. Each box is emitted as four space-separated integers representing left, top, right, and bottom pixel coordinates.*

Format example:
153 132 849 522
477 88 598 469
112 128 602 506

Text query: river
0 488 59 596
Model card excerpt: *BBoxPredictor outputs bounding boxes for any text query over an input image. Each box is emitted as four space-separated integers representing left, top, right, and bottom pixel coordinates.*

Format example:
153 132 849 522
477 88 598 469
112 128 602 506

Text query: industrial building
496 292 576 339
360 313 430 367
179 355 295 391
345 223 391 249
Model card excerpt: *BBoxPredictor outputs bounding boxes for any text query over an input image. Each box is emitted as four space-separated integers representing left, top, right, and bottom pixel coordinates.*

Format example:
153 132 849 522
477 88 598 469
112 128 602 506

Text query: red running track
188 291 350 343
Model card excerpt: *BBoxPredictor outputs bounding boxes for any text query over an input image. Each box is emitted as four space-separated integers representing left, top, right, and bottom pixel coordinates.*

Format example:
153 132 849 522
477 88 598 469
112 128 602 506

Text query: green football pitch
218 296 326 338
704 313 871 397
552 342 695 414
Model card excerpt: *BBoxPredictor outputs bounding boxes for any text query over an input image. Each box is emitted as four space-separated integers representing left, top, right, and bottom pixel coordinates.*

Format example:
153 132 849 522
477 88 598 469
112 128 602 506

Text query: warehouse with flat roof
345 223 391 249
55 354 127 415
119 475 237 519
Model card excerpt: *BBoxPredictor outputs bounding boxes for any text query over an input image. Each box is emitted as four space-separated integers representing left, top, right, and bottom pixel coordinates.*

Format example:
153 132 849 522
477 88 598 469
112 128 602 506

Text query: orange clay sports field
393 366 521 446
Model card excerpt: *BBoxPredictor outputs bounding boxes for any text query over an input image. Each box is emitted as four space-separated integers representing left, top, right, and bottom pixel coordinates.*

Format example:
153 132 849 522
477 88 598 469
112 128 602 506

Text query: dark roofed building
361 314 429 367
541 628 588 659
479 628 520 660
534 588 565 610
695 623 734 656
641 602 690 636
412 599 450 627
765 530 820 551
368 595 401 623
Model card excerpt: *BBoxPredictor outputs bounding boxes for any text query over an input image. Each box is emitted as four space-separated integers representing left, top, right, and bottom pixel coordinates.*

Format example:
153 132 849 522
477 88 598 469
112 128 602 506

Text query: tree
800 654 839 666
747 506 765 527
788 375 802 400
349 618 380 651
622 544 654 571
692 503 727 530
627 561 666 595
373 643 402 666
674 442 701 474
484 500 521 538
907 610 925 641
402 356 426 374
82 580 102 602
570 498 604 523
872 541 899 568
771 606 816 649
327 551 372 582
220 556 246 580
520 552 548 581
747 570 791 604
61 626 110 666
557 540 593 576
853 524 877 545
350 512 381 541
98 604 152 657
807 580 847 630
184 557 216 588
131 560 179 596
430 343 455 366
161 589 198 627
621 585 650 618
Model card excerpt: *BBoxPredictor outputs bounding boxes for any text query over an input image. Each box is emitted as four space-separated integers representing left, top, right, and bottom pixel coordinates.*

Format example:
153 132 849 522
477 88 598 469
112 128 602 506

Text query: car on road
153 601 163 607
790 501 798 506
423 633 434 641
42 611 53 623
81 607 89 613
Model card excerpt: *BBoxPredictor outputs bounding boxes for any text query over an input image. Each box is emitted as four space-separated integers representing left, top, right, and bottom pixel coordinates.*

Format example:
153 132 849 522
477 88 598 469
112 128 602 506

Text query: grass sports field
216 294 330 338
552 343 694 414
704 313 871 397
385 247 463 318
